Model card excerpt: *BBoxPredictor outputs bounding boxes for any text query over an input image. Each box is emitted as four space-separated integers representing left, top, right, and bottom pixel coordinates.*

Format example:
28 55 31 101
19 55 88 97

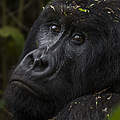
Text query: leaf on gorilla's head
78 8 89 13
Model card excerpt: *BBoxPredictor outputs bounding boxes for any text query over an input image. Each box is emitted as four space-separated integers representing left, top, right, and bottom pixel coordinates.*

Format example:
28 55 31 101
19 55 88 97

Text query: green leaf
109 106 120 120
78 8 90 13
0 26 24 47
0 26 24 55
0 99 5 109
0 90 3 95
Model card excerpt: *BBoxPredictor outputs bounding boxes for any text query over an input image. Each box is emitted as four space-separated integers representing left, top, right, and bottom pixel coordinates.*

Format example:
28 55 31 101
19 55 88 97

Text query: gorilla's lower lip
10 80 40 97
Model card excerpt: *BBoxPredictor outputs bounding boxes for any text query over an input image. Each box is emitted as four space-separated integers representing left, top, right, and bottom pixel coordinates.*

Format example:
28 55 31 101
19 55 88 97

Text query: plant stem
2 0 7 26
18 0 24 23
1 0 7 90
39 0 43 13
1 48 7 90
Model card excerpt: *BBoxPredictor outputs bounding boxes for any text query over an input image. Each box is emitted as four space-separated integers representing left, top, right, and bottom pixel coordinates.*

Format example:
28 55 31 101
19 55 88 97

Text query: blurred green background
0 0 50 119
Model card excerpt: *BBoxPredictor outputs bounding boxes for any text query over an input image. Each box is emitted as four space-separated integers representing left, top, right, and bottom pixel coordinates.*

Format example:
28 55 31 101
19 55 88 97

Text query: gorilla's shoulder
56 93 120 120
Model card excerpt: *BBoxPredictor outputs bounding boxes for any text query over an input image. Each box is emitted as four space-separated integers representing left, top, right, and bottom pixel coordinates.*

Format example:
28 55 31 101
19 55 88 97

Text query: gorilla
4 0 120 120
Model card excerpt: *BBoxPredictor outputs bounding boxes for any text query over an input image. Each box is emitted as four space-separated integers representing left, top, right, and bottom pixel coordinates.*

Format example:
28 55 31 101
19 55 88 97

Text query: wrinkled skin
4 0 120 120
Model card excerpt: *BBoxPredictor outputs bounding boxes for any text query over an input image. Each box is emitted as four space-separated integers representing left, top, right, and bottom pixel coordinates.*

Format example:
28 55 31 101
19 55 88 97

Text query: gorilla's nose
29 49 56 79
17 49 56 80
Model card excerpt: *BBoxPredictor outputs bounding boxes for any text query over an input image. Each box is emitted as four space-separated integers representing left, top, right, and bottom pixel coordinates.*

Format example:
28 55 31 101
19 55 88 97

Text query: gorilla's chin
5 83 56 120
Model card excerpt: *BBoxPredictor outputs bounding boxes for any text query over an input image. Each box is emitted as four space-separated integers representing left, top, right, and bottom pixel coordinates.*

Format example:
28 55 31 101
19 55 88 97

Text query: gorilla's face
5 0 120 120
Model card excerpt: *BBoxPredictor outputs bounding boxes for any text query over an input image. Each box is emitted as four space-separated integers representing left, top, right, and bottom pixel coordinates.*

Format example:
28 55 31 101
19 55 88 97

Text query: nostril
29 54 34 65
40 56 49 66
33 56 49 72
31 54 56 79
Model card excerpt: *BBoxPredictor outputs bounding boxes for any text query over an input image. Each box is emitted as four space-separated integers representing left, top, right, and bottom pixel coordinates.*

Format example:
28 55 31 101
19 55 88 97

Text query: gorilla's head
5 0 120 120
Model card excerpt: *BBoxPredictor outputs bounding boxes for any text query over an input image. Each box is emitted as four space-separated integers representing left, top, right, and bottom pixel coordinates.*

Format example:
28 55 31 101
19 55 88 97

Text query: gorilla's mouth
10 80 41 97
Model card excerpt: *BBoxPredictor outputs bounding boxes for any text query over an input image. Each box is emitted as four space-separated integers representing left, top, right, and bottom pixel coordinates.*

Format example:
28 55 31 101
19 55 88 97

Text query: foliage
0 0 51 119
0 90 3 95
0 99 5 109
0 26 24 56
109 106 120 120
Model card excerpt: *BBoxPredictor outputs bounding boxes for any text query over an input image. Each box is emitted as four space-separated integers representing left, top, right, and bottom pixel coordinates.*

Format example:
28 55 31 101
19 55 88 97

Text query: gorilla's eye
50 25 61 33
72 33 86 45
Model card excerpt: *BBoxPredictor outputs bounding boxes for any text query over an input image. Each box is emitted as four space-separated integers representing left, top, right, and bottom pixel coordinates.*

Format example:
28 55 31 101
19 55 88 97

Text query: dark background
0 0 50 119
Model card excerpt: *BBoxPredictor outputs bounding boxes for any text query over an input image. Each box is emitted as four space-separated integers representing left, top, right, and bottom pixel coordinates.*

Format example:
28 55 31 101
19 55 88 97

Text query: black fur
4 0 120 120
56 93 120 120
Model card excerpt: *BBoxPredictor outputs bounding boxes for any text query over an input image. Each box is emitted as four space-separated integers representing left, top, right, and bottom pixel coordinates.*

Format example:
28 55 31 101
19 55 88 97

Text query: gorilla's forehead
41 0 120 25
